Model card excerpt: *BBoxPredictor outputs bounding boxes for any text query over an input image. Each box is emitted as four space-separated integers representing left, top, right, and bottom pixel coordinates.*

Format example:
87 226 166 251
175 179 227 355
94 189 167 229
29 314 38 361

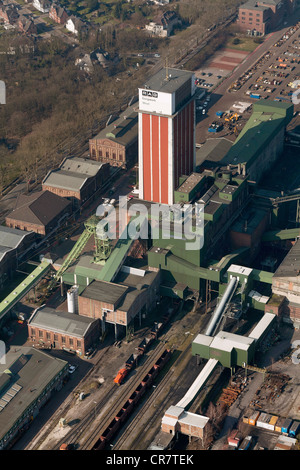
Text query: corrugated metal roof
0 347 67 444
176 358 219 409
248 312 276 341
28 306 95 338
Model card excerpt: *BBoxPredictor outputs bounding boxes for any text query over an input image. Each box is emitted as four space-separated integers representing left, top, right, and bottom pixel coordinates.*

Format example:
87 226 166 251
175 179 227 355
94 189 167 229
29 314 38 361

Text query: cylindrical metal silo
67 285 79 314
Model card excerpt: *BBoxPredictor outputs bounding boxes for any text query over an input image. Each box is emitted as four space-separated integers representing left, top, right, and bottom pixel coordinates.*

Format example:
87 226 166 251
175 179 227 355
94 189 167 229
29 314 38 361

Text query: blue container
282 418 293 434
289 420 300 437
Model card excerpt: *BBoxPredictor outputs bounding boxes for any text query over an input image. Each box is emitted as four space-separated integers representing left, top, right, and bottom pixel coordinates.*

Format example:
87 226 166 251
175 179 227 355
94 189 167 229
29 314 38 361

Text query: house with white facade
32 0 52 13
66 15 88 36
145 10 180 37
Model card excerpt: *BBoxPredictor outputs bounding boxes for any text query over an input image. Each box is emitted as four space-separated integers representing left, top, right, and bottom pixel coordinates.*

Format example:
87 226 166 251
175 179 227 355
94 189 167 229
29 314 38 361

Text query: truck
250 93 261 99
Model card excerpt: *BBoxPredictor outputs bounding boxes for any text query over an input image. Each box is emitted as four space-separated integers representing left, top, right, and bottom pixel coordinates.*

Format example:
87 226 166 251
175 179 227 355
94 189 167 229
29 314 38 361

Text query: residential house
49 3 69 24
65 15 89 36
18 15 37 34
0 4 19 24
145 10 180 37
32 0 52 13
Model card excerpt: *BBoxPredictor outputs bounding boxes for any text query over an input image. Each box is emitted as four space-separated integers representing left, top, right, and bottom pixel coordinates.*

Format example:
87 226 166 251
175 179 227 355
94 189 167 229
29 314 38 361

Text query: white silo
67 285 79 314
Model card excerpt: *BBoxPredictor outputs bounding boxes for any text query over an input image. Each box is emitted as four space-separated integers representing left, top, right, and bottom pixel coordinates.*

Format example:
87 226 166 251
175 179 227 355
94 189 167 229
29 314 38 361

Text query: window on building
99 149 102 157
76 340 81 349
46 332 51 340
39 330 43 338
54 334 58 341
31 328 35 336
112 153 116 160
69 338 73 346
61 336 66 344
106 151 109 158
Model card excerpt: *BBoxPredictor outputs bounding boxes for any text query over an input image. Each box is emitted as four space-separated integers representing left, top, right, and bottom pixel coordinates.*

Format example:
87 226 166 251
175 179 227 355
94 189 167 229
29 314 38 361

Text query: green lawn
226 36 264 52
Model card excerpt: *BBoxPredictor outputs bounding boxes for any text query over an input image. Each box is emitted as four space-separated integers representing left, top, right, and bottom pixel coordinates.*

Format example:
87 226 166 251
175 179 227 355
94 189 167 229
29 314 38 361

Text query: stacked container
248 411 260 426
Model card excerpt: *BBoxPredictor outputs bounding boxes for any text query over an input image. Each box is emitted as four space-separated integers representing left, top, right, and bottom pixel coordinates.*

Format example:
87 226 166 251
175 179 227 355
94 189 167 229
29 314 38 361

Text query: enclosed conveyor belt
205 276 238 337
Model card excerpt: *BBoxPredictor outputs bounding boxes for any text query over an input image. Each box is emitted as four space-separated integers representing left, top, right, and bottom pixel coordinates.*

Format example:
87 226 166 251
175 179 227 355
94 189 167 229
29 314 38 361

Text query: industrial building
236 0 296 36
27 306 100 356
42 157 109 209
0 346 68 450
89 103 138 169
271 239 300 326
5 190 72 236
138 68 196 205
0 227 35 289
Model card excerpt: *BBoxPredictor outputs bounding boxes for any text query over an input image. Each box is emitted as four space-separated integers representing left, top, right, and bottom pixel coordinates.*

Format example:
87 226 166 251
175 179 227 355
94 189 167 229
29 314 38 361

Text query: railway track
80 341 168 450
112 341 194 450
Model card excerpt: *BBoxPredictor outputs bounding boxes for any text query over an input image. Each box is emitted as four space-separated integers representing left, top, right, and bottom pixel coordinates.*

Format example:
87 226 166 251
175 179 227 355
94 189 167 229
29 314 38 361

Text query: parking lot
194 17 300 145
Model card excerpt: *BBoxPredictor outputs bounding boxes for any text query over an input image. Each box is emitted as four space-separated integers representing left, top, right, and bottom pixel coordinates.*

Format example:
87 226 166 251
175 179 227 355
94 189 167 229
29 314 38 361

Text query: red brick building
5 190 71 236
28 306 100 356
42 157 109 209
0 4 19 24
18 15 37 34
49 3 69 24
237 0 296 36
89 104 138 170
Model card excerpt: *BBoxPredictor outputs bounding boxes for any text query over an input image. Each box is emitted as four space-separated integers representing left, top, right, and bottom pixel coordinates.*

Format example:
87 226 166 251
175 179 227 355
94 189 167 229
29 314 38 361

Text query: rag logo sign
0 81 5 105
0 340 6 364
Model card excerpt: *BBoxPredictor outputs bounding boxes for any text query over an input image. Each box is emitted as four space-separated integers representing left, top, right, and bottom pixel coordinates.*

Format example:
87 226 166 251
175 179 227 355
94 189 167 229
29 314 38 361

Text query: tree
114 2 122 19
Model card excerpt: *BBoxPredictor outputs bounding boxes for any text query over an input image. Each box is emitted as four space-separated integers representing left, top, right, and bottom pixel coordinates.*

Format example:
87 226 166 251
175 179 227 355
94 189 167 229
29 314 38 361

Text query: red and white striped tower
138 68 196 205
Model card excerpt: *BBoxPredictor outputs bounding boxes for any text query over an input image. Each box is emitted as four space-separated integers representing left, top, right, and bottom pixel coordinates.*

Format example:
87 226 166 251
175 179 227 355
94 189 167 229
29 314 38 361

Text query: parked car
68 365 76 374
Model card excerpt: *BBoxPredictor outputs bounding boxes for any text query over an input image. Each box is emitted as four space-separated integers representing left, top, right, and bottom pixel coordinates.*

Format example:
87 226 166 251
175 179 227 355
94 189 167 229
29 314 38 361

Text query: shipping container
228 430 241 448
238 435 252 450
289 420 300 437
275 417 286 433
249 411 260 426
257 413 275 430
282 418 293 434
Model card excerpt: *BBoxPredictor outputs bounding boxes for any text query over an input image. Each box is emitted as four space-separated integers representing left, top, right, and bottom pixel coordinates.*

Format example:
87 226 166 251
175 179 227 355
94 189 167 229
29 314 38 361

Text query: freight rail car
92 349 172 450
113 302 180 385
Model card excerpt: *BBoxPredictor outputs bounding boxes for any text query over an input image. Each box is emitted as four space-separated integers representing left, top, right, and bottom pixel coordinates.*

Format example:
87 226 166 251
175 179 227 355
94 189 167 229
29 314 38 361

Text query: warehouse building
191 312 276 370
89 104 138 169
161 405 209 440
28 306 100 356
192 331 256 370
220 101 294 183
77 266 160 338
5 191 72 237
271 239 300 327
229 205 270 262
0 346 68 450
0 227 35 289
42 157 109 209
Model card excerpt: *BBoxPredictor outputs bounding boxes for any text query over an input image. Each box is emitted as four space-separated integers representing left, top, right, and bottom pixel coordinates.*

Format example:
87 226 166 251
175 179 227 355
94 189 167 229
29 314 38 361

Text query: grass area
226 35 263 52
